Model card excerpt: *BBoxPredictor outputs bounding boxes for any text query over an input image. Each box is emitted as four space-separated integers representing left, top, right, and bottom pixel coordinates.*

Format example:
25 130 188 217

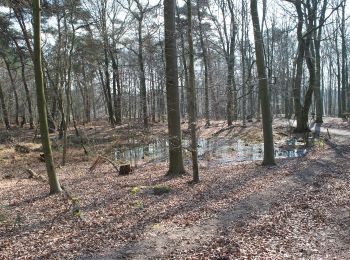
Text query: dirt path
310 122 350 138
83 139 350 259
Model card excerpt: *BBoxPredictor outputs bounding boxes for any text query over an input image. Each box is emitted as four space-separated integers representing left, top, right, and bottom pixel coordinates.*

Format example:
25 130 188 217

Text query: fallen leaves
1 121 350 259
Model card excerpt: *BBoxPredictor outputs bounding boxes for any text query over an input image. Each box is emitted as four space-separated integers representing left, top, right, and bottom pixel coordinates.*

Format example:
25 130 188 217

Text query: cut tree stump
119 164 132 175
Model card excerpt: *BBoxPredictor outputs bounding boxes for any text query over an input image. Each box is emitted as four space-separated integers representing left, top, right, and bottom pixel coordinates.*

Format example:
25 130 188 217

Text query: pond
114 137 307 166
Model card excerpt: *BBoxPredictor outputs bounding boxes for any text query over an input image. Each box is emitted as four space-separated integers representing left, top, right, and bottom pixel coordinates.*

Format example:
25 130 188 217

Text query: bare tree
187 0 199 182
251 0 275 165
33 0 62 194
164 0 185 176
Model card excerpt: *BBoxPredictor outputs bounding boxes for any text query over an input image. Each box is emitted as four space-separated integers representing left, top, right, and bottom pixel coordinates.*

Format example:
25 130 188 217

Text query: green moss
152 223 161 229
132 200 143 209
130 186 141 195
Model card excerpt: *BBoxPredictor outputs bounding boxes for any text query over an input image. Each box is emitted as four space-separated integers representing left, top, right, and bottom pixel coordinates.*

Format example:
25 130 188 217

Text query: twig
26 169 46 182
213 125 236 136
89 155 119 174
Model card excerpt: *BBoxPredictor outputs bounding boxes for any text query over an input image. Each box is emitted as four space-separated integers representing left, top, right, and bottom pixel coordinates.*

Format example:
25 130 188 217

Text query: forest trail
85 138 350 259
287 118 350 138
310 122 350 138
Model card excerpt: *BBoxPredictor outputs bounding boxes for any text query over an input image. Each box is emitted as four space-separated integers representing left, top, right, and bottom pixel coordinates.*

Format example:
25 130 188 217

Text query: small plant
314 138 325 148
130 186 141 195
151 223 161 229
153 185 171 195
71 197 81 217
132 200 143 209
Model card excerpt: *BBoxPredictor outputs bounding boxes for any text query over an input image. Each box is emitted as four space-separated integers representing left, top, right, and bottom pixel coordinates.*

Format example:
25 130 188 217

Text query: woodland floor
0 117 349 259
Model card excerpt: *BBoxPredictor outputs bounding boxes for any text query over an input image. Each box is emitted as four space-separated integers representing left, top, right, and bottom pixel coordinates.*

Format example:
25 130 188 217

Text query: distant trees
0 0 349 169
284 0 345 132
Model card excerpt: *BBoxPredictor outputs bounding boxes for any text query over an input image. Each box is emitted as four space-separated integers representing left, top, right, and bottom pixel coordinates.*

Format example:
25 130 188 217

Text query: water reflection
115 137 307 166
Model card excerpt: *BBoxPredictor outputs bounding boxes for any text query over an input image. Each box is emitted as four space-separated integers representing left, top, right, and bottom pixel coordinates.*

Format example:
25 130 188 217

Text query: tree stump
119 164 132 175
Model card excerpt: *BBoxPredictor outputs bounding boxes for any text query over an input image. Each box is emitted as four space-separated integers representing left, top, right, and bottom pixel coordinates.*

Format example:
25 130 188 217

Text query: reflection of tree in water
115 137 307 166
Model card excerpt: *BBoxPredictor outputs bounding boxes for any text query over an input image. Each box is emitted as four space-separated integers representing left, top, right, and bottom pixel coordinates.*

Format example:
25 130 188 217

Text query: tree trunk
313 0 327 123
137 17 148 129
164 0 185 176
111 53 122 125
4 58 19 125
187 0 199 182
33 0 62 194
13 38 34 129
226 24 236 126
0 82 10 129
341 0 348 117
250 0 275 165
196 0 210 127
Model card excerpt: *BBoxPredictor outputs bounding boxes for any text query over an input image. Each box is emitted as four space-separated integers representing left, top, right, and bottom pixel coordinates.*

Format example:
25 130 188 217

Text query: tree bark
0 82 10 129
187 0 199 182
33 0 62 194
196 0 210 127
340 0 348 117
250 0 275 165
111 53 122 125
164 0 185 176
3 58 19 125
13 38 34 129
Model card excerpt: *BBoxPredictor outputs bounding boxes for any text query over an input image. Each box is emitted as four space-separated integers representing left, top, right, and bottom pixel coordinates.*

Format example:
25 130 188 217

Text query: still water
115 137 307 166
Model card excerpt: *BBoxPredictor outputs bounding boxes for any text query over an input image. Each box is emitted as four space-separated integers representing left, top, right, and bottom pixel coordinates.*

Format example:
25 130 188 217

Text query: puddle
115 137 307 166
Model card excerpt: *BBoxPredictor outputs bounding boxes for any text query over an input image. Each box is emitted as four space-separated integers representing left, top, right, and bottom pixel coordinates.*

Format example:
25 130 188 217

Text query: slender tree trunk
0 82 10 129
33 0 62 194
177 6 189 123
4 59 19 125
187 0 199 182
328 58 333 115
196 0 210 127
226 39 235 126
336 35 342 117
341 0 348 117
62 13 76 166
313 0 327 123
111 54 122 125
164 0 185 176
241 0 247 126
150 67 156 122
137 17 148 129
13 39 34 129
251 0 275 165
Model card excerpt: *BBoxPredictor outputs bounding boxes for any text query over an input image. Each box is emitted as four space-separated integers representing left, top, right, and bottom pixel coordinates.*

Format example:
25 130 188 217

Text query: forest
0 0 349 259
